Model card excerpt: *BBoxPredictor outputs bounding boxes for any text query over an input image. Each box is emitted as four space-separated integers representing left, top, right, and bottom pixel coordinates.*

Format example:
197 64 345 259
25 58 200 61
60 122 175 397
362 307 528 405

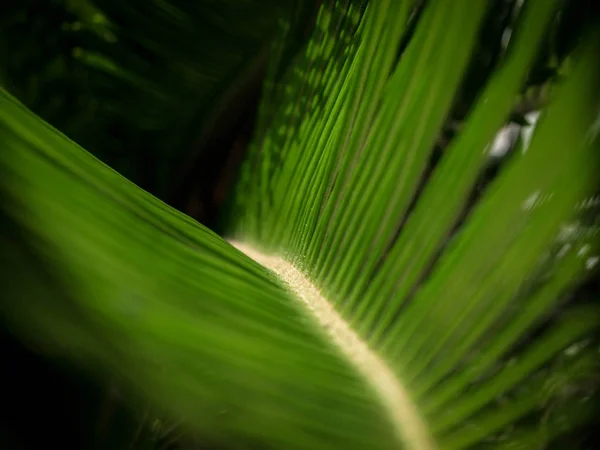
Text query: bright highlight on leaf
230 240 434 450
1 0 599 449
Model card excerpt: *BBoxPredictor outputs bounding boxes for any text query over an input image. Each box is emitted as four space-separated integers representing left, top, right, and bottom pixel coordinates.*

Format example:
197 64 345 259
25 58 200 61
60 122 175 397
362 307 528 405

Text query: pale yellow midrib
230 240 435 450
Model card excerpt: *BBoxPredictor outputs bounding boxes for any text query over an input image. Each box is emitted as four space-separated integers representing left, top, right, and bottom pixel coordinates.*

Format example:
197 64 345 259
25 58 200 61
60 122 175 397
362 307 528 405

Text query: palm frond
1 0 599 449
228 0 600 447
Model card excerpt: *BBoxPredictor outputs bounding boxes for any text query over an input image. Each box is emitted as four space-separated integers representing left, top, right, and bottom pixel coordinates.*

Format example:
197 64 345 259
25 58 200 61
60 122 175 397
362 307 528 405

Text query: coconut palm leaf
1 0 599 449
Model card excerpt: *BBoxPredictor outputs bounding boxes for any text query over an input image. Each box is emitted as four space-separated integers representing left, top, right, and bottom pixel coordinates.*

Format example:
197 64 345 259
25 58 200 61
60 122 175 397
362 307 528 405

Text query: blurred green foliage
0 0 317 200
0 1 319 448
